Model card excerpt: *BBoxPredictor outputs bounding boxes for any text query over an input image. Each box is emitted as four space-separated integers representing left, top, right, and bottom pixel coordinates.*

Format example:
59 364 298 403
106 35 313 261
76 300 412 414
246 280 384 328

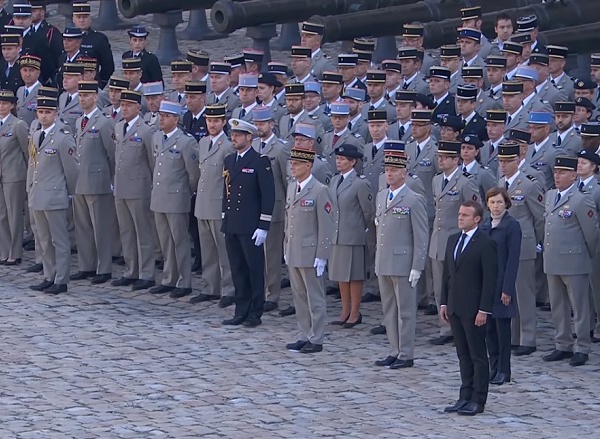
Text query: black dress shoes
279 305 296 317
370 324 386 335
389 358 414 369
424 304 438 315
542 349 574 362
25 263 43 273
70 271 96 280
342 313 362 328
243 317 262 328
45 284 67 294
91 273 111 284
514 346 536 356
263 301 278 312
361 292 380 303
280 278 290 289
219 296 235 308
374 356 397 367
444 399 470 413
430 335 454 345
111 277 138 287
569 352 589 366
457 402 484 416
189 293 220 304
222 316 245 326
325 285 340 296
490 373 510 385
30 280 54 291
286 340 307 352
149 285 175 294
300 342 323 353
170 288 192 298
131 279 155 291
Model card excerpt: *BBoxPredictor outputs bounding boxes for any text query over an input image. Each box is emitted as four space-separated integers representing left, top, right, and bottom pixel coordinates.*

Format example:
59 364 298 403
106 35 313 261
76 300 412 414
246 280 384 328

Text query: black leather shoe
70 270 96 280
569 352 589 366
111 277 138 287
511 344 520 351
514 346 536 356
4 258 21 266
243 317 262 328
286 340 307 352
457 401 484 416
222 316 245 326
112 256 125 265
30 280 54 291
131 279 155 291
170 287 192 298
370 324 386 335
325 285 340 296
45 284 67 294
91 273 111 284
444 399 470 413
374 356 397 367
280 278 290 289
219 296 235 308
279 305 296 317
155 260 164 270
189 293 220 304
542 349 574 362
389 358 414 369
430 335 454 345
424 304 438 315
25 263 43 273
490 373 510 385
149 285 175 294
191 258 202 272
263 301 278 312
300 342 323 353
361 292 380 303
342 313 362 328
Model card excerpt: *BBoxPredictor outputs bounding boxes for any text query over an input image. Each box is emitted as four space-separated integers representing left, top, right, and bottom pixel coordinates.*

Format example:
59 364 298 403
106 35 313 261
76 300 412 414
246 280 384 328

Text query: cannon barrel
118 0 216 18
210 0 418 34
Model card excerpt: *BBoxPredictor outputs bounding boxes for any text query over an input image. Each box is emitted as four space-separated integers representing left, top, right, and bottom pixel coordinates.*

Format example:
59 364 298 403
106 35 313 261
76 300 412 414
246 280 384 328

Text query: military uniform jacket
480 138 502 175
0 58 24 94
16 82 41 126
75 110 116 195
387 121 412 142
221 147 275 234
522 92 553 114
504 107 529 134
536 80 567 107
207 87 240 119
449 72 460 95
263 100 287 127
360 99 396 124
231 104 258 123
27 125 78 211
33 20 63 69
406 137 438 221
0 8 11 28
196 133 234 220
349 115 369 142
479 36 501 60
59 92 84 134
0 114 29 183
329 171 374 246
429 170 479 260
421 52 437 76
151 128 199 214
462 112 489 141
284 175 334 267
475 90 503 116
378 172 426 197
309 49 336 80
362 142 385 197
168 90 187 110
543 186 598 275
526 138 560 190
103 105 124 122
431 93 458 123
580 178 600 218
551 73 575 100
81 28 115 88
308 106 332 132
400 72 429 95
252 136 290 223
549 129 582 156
182 110 208 142
278 110 324 144
321 129 364 170
310 156 333 186
463 161 496 203
375 184 428 276
122 49 163 84
113 117 155 200
501 172 545 261
22 29 56 87
143 111 159 129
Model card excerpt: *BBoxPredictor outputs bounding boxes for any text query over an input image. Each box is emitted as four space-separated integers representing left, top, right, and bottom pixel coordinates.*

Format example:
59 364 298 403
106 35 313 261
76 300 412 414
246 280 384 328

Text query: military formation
0 2 600 364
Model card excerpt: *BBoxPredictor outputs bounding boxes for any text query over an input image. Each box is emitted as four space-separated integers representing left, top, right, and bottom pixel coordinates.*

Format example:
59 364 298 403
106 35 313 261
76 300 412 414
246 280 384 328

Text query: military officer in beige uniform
206 62 240 119
374 143 428 369
542 156 599 366
167 60 192 109
279 83 325 150
0 89 29 264
251 106 290 312
16 54 42 127
111 90 156 291
142 81 164 129
321 102 364 170
150 101 200 298
284 142 334 354
299 21 336 80
189 105 235 306
58 63 85 134
429 141 480 344
103 76 129 122
70 81 116 285
28 97 78 294
550 102 582 156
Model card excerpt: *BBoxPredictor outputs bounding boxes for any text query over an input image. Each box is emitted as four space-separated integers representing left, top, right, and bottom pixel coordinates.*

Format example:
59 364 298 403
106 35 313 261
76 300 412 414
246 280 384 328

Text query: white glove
409 269 422 289
314 258 327 277
252 228 268 246
536 243 543 253
284 254 288 264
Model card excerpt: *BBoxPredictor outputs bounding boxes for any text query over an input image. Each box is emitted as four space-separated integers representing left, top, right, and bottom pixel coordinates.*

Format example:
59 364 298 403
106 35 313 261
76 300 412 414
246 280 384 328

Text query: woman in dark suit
482 187 522 385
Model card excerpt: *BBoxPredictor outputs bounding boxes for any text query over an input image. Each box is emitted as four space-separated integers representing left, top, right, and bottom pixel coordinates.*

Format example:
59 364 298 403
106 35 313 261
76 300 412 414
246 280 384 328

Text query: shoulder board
309 115 318 120
260 154 269 158
354 133 361 138
526 174 536 181
482 165 490 170
435 171 443 176
463 171 472 177
359 174 366 179
409 173 418 179
319 157 327 162
279 138 288 144
324 54 331 59
582 190 590 195
325 129 333 133
184 132 193 137
60 128 70 134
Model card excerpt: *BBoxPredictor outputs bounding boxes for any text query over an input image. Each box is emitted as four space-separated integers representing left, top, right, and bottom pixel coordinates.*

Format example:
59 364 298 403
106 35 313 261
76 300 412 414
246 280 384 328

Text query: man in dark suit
455 84 488 141
441 200 498 416
429 66 457 124
0 1 11 28
0 34 24 94
121 25 162 84
30 2 63 65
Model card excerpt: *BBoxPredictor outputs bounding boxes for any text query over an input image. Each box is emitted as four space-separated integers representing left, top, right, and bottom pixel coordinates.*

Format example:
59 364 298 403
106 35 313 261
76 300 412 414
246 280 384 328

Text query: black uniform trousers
225 233 265 320
189 194 201 265
486 317 512 378
448 313 489 406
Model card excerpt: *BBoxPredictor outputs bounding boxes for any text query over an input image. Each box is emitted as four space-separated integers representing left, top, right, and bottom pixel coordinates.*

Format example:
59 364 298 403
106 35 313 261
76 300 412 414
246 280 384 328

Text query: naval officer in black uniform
121 25 162 84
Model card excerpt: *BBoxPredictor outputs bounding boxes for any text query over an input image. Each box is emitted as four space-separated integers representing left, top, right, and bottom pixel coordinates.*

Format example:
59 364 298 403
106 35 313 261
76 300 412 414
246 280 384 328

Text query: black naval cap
575 97 596 112
577 149 600 168
440 115 464 131
335 144 363 159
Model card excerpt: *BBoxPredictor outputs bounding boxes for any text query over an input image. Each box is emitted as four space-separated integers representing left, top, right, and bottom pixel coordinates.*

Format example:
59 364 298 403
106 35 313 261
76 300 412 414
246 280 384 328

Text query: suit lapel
385 185 407 212
0 115 11 136
294 177 314 205
551 188 572 212
456 229 478 267
337 171 354 195
439 171 459 198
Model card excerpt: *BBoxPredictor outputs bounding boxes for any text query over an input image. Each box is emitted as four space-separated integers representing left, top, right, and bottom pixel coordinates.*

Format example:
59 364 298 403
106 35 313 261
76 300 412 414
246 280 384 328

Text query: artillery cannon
117 0 215 18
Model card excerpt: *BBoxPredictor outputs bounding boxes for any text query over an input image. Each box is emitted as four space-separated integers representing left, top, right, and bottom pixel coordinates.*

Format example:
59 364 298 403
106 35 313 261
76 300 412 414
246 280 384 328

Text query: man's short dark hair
495 13 513 27
461 199 484 220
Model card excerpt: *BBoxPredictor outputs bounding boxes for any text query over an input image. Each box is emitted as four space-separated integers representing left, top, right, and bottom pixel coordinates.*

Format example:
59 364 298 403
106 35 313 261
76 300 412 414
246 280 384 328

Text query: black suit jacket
122 49 163 84
22 29 57 86
81 28 115 88
441 228 498 319
0 58 24 94
462 112 489 141
432 93 457 123
182 111 208 141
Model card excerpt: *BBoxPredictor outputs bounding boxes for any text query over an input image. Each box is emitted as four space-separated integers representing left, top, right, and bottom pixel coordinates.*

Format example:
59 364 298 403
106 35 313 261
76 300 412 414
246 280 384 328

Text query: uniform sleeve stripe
260 214 272 222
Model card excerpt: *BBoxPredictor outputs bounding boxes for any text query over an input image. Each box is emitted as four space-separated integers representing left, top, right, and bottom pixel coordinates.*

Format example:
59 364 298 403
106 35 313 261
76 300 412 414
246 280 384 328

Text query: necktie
235 154 242 170
150 113 157 124
333 134 340 145
337 175 344 188
260 141 266 151
66 94 72 106
442 177 449 190
112 110 117 119
488 90 494 98
39 130 45 146
288 117 294 130
123 122 129 137
489 143 494 156
324 104 331 115
386 190 393 208
399 126 405 139
24 88 29 97
507 115 512 125
550 78 556 85
556 135 562 146
5 65 9 77
239 108 246 118
208 139 213 151
177 94 182 103
347 121 352 131
555 192 561 205
455 233 467 260
463 166 467 173
462 118 467 126
402 82 409 90
369 105 375 111
416 143 421 158
505 180 509 190
163 134 167 144
297 183 301 193
371 143 378 160
578 181 584 191
81 116 89 130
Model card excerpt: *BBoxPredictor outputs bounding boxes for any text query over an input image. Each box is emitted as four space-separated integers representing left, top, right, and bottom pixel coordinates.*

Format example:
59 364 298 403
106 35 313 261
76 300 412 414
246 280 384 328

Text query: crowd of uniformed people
1 2 600 370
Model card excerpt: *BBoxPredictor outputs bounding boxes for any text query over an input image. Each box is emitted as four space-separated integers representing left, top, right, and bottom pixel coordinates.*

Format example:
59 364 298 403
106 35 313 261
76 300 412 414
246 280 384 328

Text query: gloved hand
252 228 268 246
536 243 543 253
314 258 327 277
409 269 422 289
284 254 288 264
